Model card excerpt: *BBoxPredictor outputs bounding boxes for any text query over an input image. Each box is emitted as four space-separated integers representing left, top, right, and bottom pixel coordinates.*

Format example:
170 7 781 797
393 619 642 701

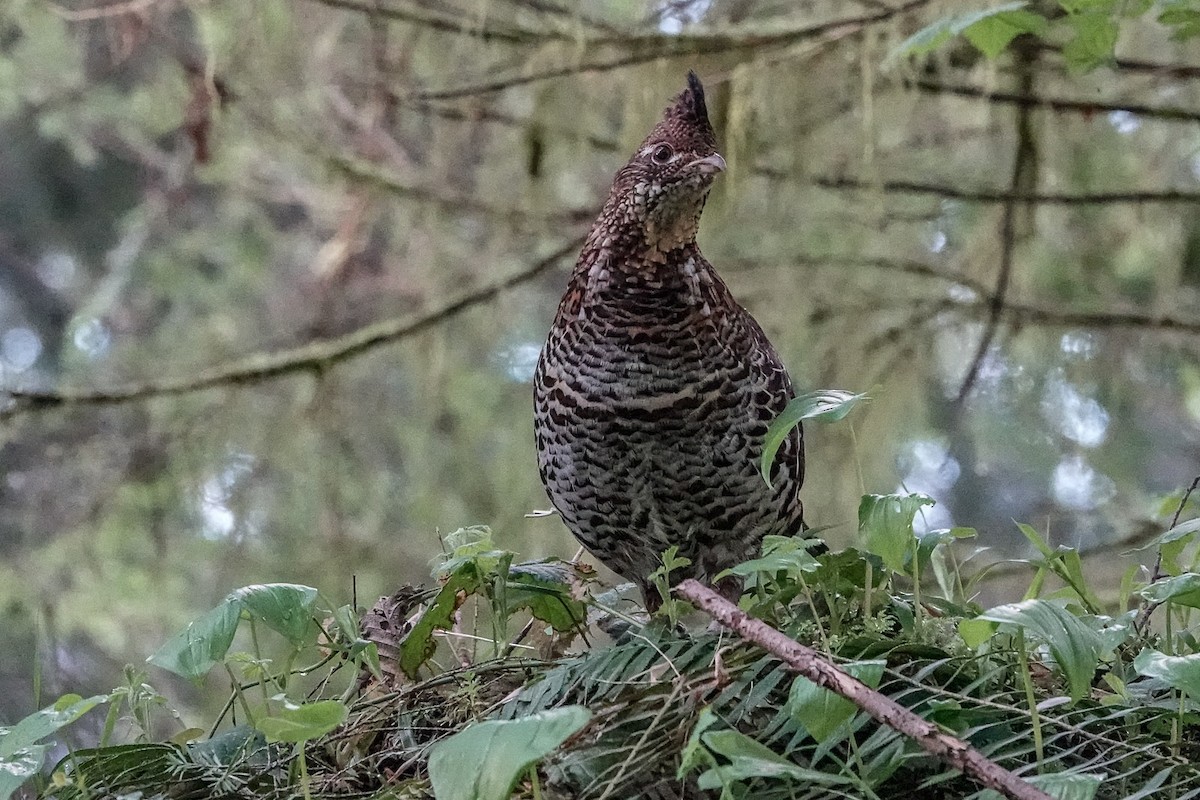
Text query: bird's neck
559 228 722 321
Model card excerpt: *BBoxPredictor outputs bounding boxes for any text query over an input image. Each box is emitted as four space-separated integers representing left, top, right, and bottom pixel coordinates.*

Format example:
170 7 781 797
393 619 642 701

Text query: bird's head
605 71 725 255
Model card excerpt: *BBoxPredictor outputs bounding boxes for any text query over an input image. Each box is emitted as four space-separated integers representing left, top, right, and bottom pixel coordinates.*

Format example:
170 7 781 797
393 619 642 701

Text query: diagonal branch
0 235 586 420
675 579 1054 800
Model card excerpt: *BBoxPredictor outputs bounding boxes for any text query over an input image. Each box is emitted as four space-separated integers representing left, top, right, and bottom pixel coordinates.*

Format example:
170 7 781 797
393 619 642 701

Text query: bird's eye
650 144 674 164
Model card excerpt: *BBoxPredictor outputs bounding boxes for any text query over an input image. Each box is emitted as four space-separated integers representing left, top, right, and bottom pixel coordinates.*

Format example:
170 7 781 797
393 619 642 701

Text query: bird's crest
644 70 717 154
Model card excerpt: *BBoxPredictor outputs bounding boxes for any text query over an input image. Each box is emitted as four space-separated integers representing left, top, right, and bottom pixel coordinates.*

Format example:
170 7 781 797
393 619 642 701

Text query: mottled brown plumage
534 72 805 610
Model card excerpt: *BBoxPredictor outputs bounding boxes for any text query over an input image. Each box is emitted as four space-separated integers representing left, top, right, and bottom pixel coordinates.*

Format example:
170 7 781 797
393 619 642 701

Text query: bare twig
956 49 1037 403
0 235 585 420
675 579 1054 800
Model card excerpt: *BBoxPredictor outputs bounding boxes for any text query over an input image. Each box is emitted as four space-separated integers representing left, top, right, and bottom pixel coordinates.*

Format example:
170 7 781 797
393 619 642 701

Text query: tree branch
301 0 540 43
0 236 585 420
410 0 929 101
912 79 1200 124
674 579 1054 800
808 175 1200 205
327 154 596 224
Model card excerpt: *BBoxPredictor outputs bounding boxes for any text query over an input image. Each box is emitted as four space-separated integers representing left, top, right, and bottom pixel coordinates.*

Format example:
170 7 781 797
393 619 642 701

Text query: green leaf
787 660 886 743
975 599 1102 702
1133 649 1200 699
1135 515 1200 549
724 534 822 580
399 569 480 679
228 583 319 646
761 390 867 487
427 706 591 800
677 706 721 780
147 600 241 680
255 699 348 743
958 617 994 649
964 8 1048 57
503 565 587 632
697 729 851 789
858 493 935 573
435 525 505 578
1062 11 1118 71
1138 573 1200 608
885 3 1034 63
0 694 106 800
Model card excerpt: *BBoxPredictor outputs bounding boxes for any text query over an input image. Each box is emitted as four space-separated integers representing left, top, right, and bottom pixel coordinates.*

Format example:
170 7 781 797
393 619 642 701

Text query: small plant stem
298 744 313 800
248 617 274 705
863 561 873 620
1015 630 1043 770
529 765 543 800
224 665 257 725
796 571 830 648
1173 693 1183 762
911 544 923 635
849 421 866 496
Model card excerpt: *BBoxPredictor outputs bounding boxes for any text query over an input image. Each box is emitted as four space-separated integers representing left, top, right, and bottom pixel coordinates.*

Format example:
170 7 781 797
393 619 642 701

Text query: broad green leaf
1134 649 1200 699
0 694 106 800
724 534 822 580
786 660 886 743
1138 573 1200 608
885 3 1032 63
697 729 851 789
256 699 348 743
0 694 106 757
147 600 241 680
858 493 934 573
228 583 319 646
428 707 591 800
435 525 505 577
964 8 1048 57
502 565 587 631
975 600 1102 702
399 569 480 679
1062 11 1118 71
958 617 994 649
761 390 867 487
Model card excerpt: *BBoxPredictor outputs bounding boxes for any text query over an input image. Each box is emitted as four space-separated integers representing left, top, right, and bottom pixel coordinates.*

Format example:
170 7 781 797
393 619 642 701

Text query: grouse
533 72 805 611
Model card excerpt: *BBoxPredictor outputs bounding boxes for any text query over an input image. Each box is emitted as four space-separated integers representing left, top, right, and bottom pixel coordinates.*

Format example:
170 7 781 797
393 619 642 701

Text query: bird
533 72 806 612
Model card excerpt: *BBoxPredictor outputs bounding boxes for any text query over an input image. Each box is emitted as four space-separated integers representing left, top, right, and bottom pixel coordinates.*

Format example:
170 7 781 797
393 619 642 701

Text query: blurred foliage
4 0 1200 746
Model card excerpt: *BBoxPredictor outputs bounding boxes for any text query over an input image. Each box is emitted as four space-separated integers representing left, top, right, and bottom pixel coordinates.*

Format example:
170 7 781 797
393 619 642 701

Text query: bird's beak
689 153 726 175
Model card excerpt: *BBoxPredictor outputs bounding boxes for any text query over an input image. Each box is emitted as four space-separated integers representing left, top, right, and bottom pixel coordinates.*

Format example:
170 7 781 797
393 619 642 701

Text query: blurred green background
2 0 1200 728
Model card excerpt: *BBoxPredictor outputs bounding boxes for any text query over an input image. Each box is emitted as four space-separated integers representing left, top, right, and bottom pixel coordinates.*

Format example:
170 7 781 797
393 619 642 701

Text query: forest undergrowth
3 392 1200 800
